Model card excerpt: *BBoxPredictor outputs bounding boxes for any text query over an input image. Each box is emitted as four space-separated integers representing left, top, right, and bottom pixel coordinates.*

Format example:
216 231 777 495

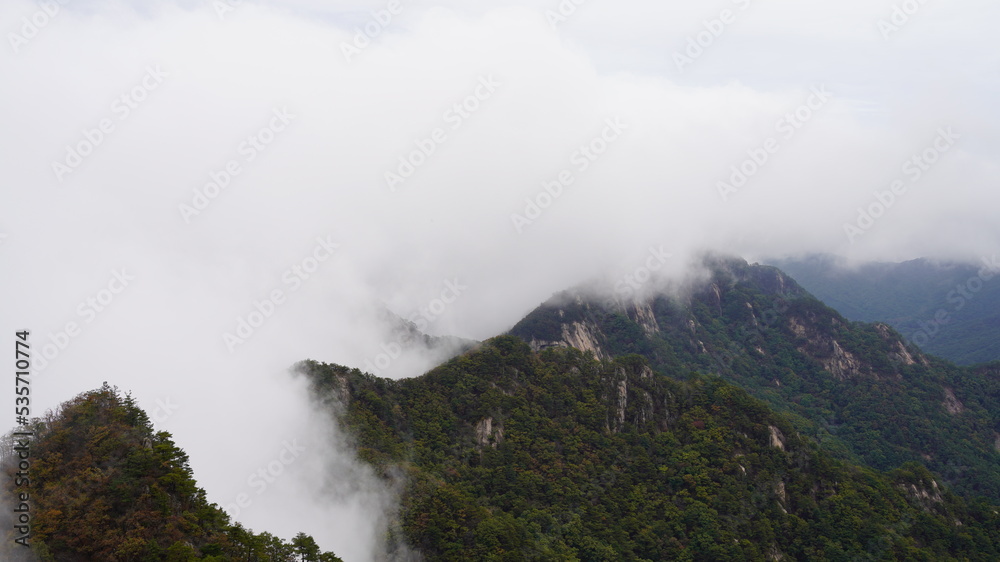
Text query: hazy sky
2 0 998 559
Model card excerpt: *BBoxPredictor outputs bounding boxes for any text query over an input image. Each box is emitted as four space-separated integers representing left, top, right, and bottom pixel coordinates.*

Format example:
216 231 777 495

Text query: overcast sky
2 0 998 559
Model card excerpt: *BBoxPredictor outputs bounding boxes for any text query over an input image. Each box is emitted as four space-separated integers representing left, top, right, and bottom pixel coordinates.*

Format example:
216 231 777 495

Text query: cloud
1 0 997 558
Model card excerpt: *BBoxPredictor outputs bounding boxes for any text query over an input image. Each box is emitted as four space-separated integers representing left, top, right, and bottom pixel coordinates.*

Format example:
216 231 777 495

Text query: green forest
0 384 343 562
5 257 1000 560
509 258 1000 503
299 338 1000 560
770 255 1000 365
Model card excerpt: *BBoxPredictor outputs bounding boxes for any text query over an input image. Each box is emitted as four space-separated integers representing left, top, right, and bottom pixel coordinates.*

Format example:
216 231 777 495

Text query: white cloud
1 0 997 558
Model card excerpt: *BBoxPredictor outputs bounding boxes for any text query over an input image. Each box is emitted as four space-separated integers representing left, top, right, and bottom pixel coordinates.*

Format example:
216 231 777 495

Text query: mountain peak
508 260 1000 501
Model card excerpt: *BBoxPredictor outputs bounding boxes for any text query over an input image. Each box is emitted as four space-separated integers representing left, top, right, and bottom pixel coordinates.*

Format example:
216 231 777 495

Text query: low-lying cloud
2 0 997 559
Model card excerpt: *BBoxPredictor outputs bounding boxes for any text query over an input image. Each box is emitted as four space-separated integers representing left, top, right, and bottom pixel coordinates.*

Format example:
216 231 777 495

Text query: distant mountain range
767 255 1000 365
507 256 1000 502
295 256 1000 558
7 256 1000 560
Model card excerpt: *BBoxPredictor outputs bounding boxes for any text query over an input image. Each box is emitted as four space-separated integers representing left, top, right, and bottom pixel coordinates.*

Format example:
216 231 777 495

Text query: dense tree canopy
1 384 343 562
510 258 1000 502
300 337 1000 560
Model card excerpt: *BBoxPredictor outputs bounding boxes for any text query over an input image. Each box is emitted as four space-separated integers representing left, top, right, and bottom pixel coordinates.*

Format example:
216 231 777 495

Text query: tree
291 532 320 561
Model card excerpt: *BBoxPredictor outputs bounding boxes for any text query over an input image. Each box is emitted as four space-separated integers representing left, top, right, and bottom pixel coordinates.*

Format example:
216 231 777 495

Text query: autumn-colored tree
0 385 343 562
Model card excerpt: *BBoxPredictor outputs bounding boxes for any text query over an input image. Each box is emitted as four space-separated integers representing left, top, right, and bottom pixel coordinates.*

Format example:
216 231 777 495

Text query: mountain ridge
507 256 1000 501
7 256 1000 560
298 336 1000 560
0 384 344 562
768 254 1000 365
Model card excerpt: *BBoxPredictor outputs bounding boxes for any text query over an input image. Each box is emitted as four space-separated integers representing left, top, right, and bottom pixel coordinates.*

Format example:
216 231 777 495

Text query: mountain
507 257 1000 502
0 384 343 562
298 338 1000 560
378 307 479 361
768 255 1000 365
9 258 1000 560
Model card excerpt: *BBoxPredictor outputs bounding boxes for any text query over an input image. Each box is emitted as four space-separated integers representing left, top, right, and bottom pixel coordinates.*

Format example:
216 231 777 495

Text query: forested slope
299 338 1000 561
0 384 343 562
